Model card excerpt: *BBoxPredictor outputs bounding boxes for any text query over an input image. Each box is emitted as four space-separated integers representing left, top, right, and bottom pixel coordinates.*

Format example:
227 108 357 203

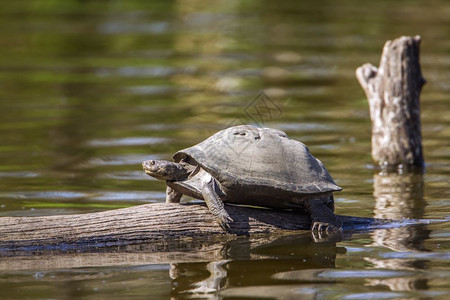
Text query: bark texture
0 203 389 252
356 35 425 170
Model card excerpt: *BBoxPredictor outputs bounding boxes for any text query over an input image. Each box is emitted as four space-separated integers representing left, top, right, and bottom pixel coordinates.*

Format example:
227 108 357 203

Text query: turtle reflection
169 233 344 297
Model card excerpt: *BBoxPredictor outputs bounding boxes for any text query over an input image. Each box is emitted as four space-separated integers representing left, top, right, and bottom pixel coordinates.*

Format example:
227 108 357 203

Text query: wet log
356 35 426 171
0 203 390 253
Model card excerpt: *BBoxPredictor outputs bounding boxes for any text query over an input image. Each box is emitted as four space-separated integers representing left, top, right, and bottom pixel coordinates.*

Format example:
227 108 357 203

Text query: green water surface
0 0 450 299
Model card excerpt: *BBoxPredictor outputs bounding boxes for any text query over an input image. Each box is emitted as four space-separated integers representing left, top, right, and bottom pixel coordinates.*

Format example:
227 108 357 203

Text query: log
356 35 426 171
0 203 392 253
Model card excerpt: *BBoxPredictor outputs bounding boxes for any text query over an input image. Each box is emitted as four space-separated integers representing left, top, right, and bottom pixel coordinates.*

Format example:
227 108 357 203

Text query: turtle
142 125 342 232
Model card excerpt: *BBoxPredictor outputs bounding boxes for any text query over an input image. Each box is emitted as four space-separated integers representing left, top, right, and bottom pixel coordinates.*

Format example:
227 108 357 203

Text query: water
0 0 450 299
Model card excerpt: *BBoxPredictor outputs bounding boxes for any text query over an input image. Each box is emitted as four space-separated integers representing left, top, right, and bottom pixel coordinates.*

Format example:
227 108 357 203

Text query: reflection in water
170 260 229 297
169 233 344 298
369 171 430 292
366 276 429 293
371 171 429 252
373 172 425 220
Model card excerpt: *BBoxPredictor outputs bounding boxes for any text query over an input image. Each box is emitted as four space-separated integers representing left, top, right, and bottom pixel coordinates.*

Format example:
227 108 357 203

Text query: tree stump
356 36 426 171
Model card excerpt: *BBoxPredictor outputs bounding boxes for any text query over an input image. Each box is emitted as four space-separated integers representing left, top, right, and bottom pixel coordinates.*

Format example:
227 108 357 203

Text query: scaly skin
200 173 233 230
142 159 233 230
304 197 342 232
166 186 182 203
142 160 191 181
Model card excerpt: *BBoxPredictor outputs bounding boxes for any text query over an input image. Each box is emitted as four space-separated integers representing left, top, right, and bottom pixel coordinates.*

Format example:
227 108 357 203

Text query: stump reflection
369 171 430 293
373 171 425 221
372 171 429 252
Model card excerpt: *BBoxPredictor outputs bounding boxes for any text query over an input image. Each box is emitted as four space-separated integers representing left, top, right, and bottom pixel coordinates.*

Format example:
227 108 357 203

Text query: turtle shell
173 125 341 199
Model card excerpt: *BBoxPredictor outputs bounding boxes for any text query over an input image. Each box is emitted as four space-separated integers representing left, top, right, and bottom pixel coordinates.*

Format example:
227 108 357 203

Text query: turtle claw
216 214 233 231
311 222 343 243
311 221 341 233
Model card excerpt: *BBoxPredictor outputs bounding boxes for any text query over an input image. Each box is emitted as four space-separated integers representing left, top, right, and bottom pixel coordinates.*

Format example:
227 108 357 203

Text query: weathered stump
356 35 426 171
356 36 429 253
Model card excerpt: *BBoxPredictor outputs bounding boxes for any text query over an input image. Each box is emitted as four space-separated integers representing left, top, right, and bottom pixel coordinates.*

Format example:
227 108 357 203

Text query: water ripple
126 85 173 95
96 66 177 78
0 171 39 178
0 191 164 202
90 191 163 202
86 154 161 166
86 137 169 147
343 292 405 299
381 251 450 261
275 122 333 132
103 171 151 181
318 269 412 279
98 21 169 34
1 191 87 200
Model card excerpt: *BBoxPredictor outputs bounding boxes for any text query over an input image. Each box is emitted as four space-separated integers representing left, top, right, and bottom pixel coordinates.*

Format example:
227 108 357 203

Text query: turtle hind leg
201 174 233 231
304 196 342 232
166 185 182 203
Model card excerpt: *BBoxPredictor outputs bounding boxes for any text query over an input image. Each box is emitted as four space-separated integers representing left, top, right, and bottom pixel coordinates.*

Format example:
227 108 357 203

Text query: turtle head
142 160 191 181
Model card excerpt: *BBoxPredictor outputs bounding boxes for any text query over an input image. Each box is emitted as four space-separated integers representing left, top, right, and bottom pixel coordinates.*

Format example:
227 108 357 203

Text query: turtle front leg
200 174 233 231
166 185 182 203
304 197 342 232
